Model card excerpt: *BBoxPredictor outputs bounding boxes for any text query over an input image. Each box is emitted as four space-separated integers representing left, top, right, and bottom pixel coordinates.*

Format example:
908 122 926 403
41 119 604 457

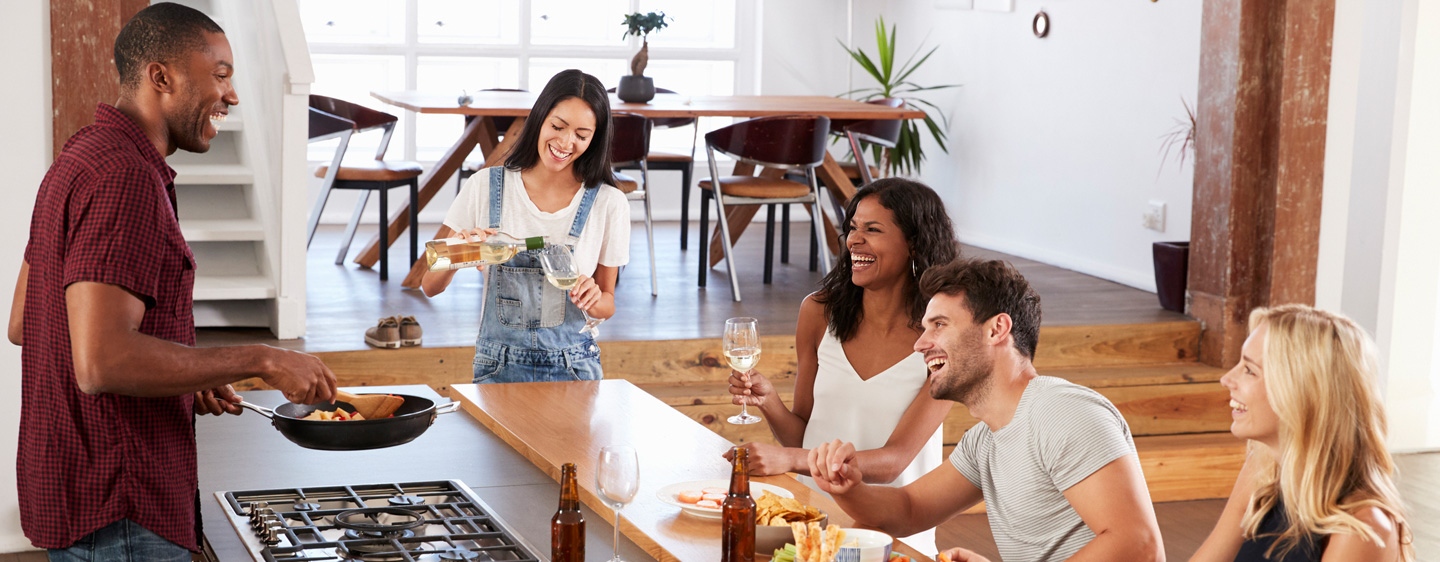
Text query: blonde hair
1241 304 1413 561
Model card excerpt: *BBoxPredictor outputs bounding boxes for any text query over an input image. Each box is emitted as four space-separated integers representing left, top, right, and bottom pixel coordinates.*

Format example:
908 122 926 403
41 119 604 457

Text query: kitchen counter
196 384 650 562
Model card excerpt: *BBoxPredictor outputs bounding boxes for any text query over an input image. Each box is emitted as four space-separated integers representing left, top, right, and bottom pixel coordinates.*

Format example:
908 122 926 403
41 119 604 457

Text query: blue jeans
48 519 190 562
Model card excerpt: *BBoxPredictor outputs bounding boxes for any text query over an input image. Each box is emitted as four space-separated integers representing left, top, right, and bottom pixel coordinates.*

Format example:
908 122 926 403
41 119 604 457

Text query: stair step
180 219 265 242
601 321 1202 385
193 274 276 300
173 164 253 185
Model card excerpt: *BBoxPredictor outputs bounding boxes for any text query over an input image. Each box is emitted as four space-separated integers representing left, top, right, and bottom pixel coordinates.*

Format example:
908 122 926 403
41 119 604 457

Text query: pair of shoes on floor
364 315 423 349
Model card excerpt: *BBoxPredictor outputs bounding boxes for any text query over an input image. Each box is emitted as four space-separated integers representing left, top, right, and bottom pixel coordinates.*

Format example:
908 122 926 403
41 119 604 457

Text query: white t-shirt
443 167 630 275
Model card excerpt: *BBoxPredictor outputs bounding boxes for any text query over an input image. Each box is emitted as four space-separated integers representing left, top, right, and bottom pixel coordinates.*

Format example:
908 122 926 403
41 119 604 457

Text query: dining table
358 90 925 289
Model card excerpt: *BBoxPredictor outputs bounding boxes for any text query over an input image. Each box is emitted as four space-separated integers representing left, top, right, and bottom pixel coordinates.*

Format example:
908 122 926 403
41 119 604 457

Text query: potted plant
618 11 670 103
1154 97 1196 313
840 16 958 176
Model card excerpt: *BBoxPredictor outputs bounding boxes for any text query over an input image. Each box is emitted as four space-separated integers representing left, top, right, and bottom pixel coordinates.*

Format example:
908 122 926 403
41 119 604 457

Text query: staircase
163 0 312 338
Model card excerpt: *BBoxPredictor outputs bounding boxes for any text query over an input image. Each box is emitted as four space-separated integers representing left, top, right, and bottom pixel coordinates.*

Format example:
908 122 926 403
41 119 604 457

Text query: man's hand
722 442 800 476
194 384 242 416
728 369 774 407
261 347 338 405
808 439 863 494
939 547 992 562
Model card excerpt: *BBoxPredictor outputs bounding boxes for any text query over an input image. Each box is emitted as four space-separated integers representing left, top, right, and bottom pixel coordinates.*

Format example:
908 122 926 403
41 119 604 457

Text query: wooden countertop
451 380 933 562
195 385 651 562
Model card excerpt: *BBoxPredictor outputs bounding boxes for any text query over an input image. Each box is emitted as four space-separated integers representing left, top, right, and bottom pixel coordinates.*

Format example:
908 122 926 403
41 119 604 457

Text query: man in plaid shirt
7 4 337 560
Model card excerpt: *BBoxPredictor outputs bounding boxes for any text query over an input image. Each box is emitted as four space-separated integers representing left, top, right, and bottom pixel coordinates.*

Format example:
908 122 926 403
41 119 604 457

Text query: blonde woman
1190 305 1413 562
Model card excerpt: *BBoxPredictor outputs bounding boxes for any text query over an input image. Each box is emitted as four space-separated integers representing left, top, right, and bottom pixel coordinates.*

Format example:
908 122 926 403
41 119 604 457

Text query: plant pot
617 75 655 103
1153 241 1190 313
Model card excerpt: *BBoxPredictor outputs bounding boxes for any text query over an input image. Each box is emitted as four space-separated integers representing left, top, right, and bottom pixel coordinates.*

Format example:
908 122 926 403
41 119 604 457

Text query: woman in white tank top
726 179 961 555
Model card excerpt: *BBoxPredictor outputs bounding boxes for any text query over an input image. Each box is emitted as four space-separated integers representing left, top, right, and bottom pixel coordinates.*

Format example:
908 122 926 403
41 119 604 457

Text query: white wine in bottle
425 233 547 271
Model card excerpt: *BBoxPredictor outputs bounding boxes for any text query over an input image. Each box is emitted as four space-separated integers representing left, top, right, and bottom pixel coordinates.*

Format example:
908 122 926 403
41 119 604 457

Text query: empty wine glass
596 445 640 562
538 244 603 338
724 317 762 424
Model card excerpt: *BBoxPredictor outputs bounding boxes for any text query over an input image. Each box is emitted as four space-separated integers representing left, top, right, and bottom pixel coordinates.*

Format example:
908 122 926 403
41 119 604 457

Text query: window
301 0 758 162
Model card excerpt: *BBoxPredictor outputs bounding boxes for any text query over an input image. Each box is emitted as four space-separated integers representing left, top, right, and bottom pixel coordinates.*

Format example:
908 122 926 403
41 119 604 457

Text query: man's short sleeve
948 423 987 489
1032 385 1136 491
61 166 171 306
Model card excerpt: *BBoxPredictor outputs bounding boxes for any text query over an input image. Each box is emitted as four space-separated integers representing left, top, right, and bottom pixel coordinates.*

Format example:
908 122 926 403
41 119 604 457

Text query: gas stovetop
216 480 544 562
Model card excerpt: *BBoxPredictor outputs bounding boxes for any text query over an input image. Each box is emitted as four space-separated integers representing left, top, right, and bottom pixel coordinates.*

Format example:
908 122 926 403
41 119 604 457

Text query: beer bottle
721 446 756 562
424 232 548 271
551 463 585 562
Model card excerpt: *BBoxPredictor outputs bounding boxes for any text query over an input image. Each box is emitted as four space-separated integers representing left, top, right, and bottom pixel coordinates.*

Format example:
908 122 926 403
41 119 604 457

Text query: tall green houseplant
840 16 957 176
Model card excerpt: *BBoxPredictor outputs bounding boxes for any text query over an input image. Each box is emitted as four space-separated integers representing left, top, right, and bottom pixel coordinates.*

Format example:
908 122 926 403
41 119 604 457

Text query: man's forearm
76 331 273 397
832 483 928 537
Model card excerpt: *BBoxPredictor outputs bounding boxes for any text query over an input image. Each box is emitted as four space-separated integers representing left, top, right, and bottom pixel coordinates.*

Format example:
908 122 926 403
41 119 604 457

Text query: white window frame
304 0 762 163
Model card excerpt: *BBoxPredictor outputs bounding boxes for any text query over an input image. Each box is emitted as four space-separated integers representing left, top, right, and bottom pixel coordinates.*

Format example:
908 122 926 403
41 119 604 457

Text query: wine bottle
722 446 756 562
425 232 546 271
551 463 585 562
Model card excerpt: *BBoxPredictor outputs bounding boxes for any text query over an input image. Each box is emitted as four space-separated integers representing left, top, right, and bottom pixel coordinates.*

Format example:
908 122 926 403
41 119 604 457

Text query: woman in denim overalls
421 70 628 383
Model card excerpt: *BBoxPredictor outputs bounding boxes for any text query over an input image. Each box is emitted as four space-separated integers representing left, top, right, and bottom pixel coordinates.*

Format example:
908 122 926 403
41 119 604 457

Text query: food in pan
300 408 366 421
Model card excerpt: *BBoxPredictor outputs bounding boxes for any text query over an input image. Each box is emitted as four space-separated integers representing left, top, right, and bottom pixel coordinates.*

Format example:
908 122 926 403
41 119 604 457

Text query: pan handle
435 401 461 415
238 401 276 419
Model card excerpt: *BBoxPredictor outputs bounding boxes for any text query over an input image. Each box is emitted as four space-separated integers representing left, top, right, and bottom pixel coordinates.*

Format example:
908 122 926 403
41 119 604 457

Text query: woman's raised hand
728 369 774 407
570 274 601 311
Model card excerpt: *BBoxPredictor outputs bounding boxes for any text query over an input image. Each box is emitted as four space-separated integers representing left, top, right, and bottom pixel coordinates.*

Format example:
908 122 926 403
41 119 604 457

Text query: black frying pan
238 394 460 451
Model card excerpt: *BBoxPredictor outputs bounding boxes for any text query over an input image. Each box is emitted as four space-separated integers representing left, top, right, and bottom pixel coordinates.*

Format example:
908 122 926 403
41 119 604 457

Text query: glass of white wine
724 317 762 424
596 445 640 562
539 244 603 338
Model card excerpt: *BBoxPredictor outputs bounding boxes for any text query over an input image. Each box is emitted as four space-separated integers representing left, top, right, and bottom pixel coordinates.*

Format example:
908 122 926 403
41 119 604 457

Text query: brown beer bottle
551 463 585 562
721 446 756 562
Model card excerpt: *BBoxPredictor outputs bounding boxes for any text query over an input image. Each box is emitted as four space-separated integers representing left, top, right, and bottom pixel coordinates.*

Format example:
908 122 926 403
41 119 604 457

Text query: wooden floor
197 221 1186 352
2 453 1430 561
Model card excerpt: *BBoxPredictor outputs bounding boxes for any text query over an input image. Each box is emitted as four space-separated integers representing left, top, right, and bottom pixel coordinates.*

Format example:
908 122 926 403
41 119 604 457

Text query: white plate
655 479 794 519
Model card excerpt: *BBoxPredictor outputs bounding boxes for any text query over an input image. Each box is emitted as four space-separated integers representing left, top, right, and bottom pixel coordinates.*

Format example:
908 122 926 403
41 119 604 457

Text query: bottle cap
526 236 545 251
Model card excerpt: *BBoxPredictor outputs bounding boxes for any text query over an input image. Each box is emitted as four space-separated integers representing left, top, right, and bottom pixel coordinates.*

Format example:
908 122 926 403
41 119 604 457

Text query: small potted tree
618 11 669 103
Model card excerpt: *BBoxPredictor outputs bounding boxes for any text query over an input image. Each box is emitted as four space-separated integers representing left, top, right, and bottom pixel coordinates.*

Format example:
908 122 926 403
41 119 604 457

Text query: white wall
0 0 49 553
1318 0 1440 451
840 0 1201 291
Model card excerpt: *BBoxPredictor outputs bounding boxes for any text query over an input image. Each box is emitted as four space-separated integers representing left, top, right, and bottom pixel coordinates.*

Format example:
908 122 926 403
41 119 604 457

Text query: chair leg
409 179 419 266
781 204 791 264
809 219 819 272
698 189 710 287
642 167 657 297
680 162 692 250
306 180 334 250
809 171 833 275
378 187 389 281
336 190 370 265
714 194 742 302
764 204 776 284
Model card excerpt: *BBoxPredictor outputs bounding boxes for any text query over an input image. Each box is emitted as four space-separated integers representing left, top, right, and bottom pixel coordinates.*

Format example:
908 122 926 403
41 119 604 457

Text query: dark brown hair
114 2 223 91
814 178 960 342
919 259 1042 359
504 69 617 188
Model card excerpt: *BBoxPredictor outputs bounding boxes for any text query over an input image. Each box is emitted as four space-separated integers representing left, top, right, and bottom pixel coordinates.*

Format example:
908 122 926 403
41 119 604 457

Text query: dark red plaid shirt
19 104 200 551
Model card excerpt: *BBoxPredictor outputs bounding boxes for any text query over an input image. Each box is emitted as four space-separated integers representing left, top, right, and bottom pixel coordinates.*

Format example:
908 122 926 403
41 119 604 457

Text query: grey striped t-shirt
949 376 1135 562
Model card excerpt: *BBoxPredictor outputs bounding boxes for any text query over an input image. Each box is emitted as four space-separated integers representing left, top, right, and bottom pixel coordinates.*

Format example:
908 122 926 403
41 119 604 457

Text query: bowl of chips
756 491 826 554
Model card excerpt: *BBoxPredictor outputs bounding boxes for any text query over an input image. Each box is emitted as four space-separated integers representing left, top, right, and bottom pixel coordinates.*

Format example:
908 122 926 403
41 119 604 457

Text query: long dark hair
504 69 617 188
814 178 961 342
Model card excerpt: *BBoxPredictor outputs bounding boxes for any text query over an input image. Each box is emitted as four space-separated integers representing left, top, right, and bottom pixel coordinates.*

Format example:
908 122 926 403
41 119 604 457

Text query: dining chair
305 94 422 281
610 87 699 250
698 115 833 302
609 112 658 296
457 88 528 192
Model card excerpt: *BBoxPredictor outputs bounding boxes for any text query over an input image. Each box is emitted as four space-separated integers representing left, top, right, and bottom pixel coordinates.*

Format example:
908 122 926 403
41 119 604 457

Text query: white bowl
835 528 893 562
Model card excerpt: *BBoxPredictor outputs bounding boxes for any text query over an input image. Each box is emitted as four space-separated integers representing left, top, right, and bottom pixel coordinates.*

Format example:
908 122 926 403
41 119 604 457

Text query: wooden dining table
450 379 933 562
361 90 925 288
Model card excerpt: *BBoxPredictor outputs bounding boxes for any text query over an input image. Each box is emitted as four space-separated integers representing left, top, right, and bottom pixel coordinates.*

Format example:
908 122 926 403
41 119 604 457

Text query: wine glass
538 244 603 338
724 317 763 424
596 445 640 562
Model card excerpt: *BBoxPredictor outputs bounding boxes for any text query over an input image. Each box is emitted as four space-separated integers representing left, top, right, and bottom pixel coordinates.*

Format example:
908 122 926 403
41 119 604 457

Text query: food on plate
790 522 846 562
677 490 704 504
300 408 365 421
935 554 951 562
755 491 824 526
772 543 798 562
702 487 725 495
888 554 912 562
696 499 720 509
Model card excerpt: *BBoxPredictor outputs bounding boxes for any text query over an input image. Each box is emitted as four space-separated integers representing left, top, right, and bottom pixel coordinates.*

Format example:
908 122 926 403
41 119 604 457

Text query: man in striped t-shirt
809 259 1164 562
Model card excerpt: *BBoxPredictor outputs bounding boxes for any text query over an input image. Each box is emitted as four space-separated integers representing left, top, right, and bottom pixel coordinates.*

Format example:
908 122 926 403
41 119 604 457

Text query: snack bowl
755 511 827 554
835 528 893 562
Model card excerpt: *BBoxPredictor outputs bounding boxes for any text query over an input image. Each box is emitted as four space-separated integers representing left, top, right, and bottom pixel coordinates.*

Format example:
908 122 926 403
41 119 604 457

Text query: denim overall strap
487 167 504 229
472 174 603 384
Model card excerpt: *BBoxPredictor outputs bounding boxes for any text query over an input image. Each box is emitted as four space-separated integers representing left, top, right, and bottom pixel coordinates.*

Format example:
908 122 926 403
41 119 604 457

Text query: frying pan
238 394 461 451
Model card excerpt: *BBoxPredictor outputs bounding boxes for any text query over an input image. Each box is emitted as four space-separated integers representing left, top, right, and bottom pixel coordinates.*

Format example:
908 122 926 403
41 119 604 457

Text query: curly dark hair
813 178 961 342
504 69 617 189
114 3 223 92
919 258 1043 359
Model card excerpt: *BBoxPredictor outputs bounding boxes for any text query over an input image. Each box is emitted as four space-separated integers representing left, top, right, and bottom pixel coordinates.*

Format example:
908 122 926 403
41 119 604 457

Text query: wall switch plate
1142 201 1167 232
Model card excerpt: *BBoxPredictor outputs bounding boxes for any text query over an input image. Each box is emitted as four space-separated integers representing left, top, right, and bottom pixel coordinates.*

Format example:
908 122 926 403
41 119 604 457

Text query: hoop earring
912 260 919 277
